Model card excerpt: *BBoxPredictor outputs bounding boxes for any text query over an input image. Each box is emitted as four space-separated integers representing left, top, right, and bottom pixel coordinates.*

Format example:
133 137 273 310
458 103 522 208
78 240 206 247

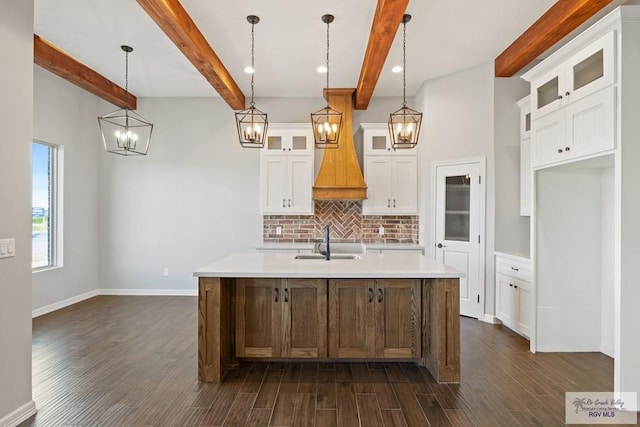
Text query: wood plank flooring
18 296 623 426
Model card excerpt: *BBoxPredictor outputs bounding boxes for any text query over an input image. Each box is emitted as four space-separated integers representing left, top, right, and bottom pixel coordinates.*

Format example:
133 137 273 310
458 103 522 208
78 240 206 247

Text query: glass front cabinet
530 30 615 119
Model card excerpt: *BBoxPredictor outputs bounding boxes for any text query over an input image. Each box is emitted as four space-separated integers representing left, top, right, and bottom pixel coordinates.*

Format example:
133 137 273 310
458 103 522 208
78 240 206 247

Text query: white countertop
494 251 531 263
194 252 464 279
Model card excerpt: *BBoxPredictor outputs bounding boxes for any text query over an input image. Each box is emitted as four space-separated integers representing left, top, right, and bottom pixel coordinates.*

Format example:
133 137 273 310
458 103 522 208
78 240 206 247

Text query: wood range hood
313 88 368 201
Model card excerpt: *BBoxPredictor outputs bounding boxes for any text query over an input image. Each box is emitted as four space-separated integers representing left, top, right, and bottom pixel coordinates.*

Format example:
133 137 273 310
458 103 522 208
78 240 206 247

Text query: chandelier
235 15 268 148
98 46 153 156
388 15 422 149
310 14 342 148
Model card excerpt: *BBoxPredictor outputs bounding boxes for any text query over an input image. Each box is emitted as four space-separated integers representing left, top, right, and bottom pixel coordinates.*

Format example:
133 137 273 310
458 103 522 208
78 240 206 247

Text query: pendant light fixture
388 14 422 149
236 15 268 148
311 14 342 148
98 46 153 156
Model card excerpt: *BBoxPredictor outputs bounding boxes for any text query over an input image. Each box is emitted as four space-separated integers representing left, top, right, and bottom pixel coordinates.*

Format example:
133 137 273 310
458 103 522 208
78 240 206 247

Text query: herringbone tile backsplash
263 201 419 243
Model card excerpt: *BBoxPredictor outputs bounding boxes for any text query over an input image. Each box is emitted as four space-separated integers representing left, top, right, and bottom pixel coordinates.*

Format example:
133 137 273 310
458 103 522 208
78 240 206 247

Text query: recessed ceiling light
244 66 255 74
392 65 403 73
317 65 328 73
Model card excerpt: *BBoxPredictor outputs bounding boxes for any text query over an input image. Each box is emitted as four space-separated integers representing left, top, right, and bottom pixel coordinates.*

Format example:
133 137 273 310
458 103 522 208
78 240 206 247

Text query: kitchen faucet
318 225 331 260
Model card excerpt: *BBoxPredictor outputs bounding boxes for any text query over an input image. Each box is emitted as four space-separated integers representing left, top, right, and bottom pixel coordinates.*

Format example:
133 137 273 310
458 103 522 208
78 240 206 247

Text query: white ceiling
34 0 557 100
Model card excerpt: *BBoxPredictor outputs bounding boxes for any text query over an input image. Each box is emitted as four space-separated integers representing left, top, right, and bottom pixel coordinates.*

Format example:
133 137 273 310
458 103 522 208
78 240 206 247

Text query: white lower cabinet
495 253 531 338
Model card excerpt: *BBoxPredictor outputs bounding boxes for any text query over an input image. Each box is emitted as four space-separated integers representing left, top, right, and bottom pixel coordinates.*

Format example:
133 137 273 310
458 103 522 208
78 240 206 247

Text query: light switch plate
0 239 15 259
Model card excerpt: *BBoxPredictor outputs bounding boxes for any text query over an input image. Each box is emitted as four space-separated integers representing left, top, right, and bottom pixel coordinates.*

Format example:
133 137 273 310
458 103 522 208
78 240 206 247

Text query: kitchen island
194 252 463 384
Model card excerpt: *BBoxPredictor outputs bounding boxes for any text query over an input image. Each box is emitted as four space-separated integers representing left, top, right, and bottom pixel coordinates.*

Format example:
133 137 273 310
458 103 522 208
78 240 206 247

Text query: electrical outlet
276 226 283 236
378 226 385 236
163 268 169 277
0 239 15 259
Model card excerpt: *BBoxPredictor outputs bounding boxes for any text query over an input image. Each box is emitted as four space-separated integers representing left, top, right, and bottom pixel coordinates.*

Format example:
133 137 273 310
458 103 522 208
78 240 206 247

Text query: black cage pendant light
388 14 422 149
311 14 342 149
236 15 268 148
98 46 153 156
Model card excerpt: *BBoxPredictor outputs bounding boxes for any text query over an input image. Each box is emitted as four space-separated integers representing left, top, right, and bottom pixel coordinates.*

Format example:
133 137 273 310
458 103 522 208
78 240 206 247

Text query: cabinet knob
509 284 513 287
288 148 291 151
514 285 518 289
565 147 571 151
558 148 564 153
282 199 286 207
274 288 279 302
284 288 289 303
387 199 391 208
558 95 563 99
393 199 396 208
368 288 373 303
288 199 291 207
511 267 519 272
377 288 383 303
282 148 286 151
387 148 391 151
565 91 570 97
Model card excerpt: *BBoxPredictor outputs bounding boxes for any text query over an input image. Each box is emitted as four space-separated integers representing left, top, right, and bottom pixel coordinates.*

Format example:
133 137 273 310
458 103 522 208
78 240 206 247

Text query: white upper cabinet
361 123 415 156
262 124 314 156
261 124 314 215
524 28 617 169
360 124 418 215
530 30 615 120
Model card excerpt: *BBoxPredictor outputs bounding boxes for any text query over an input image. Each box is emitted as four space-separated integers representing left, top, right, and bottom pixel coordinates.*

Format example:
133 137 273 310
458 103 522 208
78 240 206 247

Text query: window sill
32 265 63 274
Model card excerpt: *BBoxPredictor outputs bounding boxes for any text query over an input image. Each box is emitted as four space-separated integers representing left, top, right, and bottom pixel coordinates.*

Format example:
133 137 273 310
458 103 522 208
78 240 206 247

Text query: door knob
437 243 445 248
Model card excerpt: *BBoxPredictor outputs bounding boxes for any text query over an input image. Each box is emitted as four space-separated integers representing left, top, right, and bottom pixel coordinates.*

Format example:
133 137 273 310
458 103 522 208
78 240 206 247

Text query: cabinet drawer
496 256 531 282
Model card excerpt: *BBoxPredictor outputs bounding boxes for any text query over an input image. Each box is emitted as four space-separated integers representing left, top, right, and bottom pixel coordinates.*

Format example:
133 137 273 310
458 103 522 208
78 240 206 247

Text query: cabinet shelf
445 210 470 215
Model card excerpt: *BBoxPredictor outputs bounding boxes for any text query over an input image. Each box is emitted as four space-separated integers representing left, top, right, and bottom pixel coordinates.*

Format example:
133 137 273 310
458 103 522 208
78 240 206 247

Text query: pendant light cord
125 50 130 110
250 20 255 107
326 19 330 96
402 19 407 108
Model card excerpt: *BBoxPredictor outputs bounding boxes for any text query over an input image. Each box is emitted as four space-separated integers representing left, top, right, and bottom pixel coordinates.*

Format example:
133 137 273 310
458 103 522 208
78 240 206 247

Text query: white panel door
435 162 482 319
531 109 565 167
288 157 313 214
363 158 392 214
392 157 417 214
261 157 287 213
565 87 615 159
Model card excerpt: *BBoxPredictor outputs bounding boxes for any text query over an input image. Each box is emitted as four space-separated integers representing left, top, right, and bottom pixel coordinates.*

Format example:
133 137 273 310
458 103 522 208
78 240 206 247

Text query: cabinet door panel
288 157 313 214
392 157 418 214
363 158 392 214
375 279 421 358
566 87 615 159
328 279 374 358
283 279 327 358
531 109 565 168
261 158 287 213
236 278 281 357
566 30 615 103
496 273 515 328
516 281 531 338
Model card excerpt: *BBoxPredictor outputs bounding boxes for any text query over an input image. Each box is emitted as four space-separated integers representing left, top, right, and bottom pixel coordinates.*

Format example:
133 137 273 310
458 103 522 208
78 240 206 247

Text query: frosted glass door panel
573 50 604 91
537 77 559 109
444 176 470 242
267 136 282 151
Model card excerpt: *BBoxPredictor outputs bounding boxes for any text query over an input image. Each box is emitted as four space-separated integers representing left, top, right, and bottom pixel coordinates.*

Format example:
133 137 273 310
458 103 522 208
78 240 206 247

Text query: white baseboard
0 400 36 427
98 288 197 297
482 314 502 324
32 290 99 318
600 344 615 358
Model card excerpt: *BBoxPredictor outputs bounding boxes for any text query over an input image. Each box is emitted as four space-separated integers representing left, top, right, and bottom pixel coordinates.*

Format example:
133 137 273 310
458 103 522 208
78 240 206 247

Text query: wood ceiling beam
495 0 614 77
136 0 245 110
354 0 409 110
34 34 136 109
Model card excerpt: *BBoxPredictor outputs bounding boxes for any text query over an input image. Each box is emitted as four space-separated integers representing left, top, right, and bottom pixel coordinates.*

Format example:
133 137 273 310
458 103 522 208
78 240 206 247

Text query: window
32 141 62 270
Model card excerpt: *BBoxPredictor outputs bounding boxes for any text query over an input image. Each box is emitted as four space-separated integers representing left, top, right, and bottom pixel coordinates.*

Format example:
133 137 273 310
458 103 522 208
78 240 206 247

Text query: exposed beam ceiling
495 0 615 77
34 34 136 109
136 0 245 110
354 0 409 110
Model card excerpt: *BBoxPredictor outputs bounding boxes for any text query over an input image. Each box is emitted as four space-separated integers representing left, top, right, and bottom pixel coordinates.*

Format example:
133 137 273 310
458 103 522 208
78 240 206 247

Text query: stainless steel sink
294 254 360 260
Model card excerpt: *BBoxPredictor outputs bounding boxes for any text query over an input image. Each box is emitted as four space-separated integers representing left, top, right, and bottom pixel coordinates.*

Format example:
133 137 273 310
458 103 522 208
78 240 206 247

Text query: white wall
414 62 496 316
32 67 102 311
0 0 35 423
98 96 401 291
494 78 530 254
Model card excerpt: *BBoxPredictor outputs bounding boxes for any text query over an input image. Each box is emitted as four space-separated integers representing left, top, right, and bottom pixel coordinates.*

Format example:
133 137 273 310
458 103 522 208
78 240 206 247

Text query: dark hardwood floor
18 296 622 426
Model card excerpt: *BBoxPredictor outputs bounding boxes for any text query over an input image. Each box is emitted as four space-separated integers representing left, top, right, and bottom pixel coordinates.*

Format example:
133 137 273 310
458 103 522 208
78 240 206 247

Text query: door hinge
479 176 481 184
477 294 480 303
478 235 480 244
